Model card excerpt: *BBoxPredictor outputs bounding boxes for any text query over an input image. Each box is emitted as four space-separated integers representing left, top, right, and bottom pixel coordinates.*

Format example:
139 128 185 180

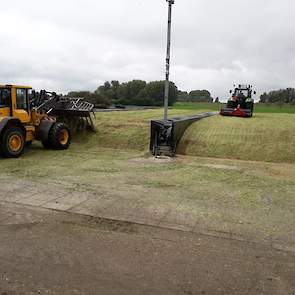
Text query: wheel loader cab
0 87 11 117
0 85 32 123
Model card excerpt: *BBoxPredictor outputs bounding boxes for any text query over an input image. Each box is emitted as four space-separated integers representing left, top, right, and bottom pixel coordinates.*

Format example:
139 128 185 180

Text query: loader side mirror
254 91 256 95
229 90 232 94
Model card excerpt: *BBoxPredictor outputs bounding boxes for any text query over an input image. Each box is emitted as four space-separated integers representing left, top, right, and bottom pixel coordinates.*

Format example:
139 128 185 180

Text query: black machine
150 112 217 157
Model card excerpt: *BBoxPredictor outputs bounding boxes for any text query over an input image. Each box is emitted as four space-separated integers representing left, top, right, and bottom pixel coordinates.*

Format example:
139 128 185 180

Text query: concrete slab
161 209 198 227
0 181 26 195
98 199 138 216
42 192 91 211
15 192 63 207
0 210 14 222
0 192 23 203
2 185 60 205
69 195 118 215
132 198 180 224
0 182 29 202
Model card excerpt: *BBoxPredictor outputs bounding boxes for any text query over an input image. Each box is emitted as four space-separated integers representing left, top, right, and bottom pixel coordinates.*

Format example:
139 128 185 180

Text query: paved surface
1 178 201 230
0 177 294 253
0 202 295 295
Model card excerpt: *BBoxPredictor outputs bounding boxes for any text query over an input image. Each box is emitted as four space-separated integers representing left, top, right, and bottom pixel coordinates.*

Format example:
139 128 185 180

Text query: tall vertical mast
163 0 175 121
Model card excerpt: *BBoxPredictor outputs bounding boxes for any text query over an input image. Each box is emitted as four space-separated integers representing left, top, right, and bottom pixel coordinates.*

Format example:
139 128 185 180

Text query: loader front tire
47 122 71 150
0 127 25 158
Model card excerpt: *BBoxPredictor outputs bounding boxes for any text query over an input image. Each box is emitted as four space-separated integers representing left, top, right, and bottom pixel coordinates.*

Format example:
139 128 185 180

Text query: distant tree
109 80 120 100
136 81 178 106
116 80 146 104
260 92 268 103
177 91 189 101
214 97 220 103
260 88 295 103
129 80 147 99
188 90 212 102
115 82 126 100
111 80 120 89
95 81 115 100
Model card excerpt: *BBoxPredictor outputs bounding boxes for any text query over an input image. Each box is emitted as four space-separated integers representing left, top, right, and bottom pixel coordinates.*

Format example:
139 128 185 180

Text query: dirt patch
201 164 239 170
60 214 138 234
128 156 176 164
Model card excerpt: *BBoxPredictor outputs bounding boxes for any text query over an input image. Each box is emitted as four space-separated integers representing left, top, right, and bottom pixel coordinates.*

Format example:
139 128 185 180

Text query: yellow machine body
0 84 45 142
0 84 71 158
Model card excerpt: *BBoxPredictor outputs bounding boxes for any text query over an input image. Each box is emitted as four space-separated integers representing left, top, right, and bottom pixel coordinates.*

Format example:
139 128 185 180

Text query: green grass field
178 113 295 163
174 102 295 113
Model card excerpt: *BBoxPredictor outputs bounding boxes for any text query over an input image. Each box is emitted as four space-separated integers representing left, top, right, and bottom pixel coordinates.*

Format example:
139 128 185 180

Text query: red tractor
220 84 256 118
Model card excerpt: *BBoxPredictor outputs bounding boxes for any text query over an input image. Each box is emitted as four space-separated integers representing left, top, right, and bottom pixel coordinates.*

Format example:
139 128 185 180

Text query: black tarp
150 112 217 156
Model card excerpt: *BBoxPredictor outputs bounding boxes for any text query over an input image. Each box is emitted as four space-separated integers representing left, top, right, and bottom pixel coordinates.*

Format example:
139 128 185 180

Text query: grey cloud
1 0 295 100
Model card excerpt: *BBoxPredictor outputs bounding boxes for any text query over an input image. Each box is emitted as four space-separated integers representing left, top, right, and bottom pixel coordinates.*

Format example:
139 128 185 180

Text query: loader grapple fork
31 90 95 132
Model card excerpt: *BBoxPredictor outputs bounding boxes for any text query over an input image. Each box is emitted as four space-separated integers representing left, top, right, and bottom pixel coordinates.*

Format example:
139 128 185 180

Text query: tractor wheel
48 122 71 150
0 127 25 158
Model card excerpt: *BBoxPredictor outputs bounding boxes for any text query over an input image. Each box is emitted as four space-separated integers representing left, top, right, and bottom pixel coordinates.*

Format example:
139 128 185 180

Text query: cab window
16 89 28 110
0 89 11 107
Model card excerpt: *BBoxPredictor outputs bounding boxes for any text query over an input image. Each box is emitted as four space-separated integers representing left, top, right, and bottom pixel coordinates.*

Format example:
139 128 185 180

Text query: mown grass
78 109 295 164
75 109 198 151
178 113 295 163
174 102 295 113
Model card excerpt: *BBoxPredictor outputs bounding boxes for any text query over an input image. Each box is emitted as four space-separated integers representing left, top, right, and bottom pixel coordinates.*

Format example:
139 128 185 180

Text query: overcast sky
1 0 295 100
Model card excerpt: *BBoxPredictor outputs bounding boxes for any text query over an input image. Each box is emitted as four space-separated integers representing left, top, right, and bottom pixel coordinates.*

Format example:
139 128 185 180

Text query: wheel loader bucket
32 90 95 132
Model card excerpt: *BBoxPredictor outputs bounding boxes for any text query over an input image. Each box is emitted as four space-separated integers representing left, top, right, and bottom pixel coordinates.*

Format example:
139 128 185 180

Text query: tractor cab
230 85 254 104
220 84 256 118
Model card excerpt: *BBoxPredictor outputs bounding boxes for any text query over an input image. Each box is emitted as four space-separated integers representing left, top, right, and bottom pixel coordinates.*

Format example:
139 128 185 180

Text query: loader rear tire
48 122 71 150
0 127 25 158
41 140 52 149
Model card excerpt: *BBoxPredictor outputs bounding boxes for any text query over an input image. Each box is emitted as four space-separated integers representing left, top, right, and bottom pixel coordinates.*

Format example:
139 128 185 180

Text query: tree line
178 90 213 102
68 80 213 107
260 88 295 104
69 80 178 107
68 82 295 106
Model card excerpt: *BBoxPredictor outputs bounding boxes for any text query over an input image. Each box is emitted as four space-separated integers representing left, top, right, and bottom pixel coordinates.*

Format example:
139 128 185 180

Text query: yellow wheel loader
0 84 71 158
